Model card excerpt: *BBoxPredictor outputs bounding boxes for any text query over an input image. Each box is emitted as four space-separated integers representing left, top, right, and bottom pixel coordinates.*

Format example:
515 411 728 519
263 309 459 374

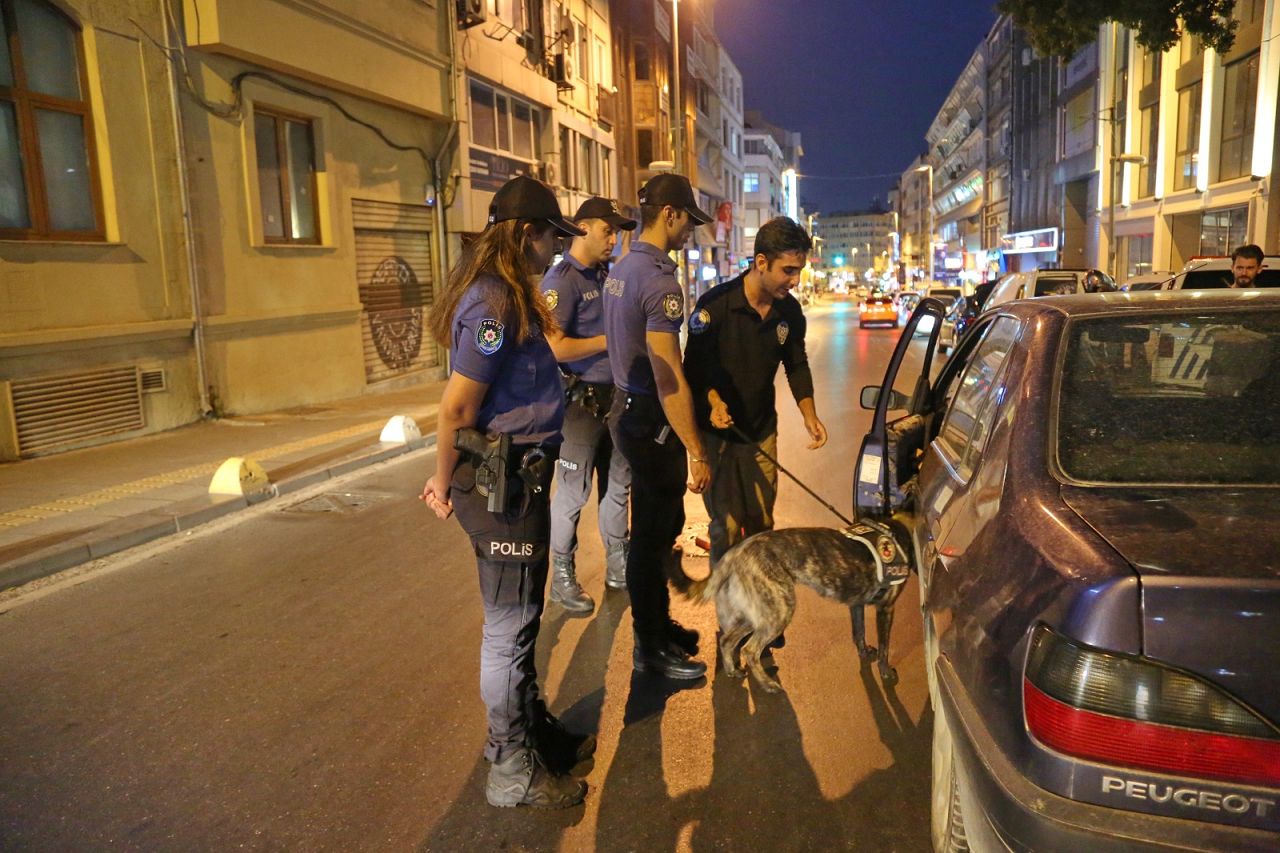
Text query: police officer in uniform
540 197 637 613
421 175 593 809
602 173 712 680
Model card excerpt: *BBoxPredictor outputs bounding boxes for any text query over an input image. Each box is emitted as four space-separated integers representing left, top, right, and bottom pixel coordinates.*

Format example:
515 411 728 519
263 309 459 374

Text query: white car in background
984 268 1115 309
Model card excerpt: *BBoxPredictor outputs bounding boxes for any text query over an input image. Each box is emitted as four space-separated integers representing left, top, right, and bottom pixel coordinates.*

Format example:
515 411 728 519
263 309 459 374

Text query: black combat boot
530 701 596 774
549 556 594 613
604 542 628 590
632 631 707 679
486 747 586 809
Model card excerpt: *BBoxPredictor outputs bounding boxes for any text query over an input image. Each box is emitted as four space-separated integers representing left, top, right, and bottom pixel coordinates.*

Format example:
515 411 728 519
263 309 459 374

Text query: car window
1057 309 1280 484
1181 269 1280 289
1034 274 1080 296
935 317 1020 479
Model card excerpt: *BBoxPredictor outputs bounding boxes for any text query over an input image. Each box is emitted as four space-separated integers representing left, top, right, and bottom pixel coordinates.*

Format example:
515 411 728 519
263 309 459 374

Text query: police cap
488 174 586 237
573 196 638 230
638 174 713 224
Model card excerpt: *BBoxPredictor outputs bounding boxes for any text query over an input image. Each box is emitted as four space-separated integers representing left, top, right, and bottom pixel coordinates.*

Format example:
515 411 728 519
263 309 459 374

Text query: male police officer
603 173 711 679
684 217 827 568
540 197 637 613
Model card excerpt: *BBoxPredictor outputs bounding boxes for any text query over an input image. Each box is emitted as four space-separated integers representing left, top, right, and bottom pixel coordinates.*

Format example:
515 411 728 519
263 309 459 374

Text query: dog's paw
880 665 899 686
857 644 879 662
755 677 783 694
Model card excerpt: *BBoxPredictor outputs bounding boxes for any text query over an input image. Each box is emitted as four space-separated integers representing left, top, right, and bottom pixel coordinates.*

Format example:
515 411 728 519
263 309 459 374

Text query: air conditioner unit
539 160 557 185
551 53 574 90
456 0 485 30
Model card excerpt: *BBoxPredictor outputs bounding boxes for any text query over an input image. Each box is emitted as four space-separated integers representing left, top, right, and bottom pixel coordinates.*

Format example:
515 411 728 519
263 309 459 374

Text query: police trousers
702 431 779 563
450 459 550 763
549 395 630 561
608 392 686 640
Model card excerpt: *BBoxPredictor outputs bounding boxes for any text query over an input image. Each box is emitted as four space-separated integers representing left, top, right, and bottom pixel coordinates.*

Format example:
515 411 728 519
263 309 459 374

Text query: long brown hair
429 220 560 348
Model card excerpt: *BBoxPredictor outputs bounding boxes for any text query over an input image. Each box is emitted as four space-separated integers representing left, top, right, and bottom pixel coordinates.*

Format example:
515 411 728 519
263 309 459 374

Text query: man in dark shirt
684 217 827 568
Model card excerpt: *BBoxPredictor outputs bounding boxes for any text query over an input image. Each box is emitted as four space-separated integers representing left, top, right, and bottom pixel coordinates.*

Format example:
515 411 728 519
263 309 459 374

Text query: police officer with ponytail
421 175 593 809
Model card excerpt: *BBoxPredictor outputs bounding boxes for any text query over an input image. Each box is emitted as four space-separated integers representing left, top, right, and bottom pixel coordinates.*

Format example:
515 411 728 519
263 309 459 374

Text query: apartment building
1106 2 1280 279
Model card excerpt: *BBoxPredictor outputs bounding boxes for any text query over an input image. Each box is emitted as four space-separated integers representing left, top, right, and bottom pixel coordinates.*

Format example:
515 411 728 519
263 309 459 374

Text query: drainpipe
164 7 213 417
429 0 463 374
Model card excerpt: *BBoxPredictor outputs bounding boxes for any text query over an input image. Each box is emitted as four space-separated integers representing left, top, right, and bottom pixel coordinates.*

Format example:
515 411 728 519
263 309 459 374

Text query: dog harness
841 520 911 604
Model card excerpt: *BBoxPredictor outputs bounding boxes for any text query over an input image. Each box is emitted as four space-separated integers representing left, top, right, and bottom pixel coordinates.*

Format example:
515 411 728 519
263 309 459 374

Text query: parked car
897 292 922 325
985 268 1116 309
854 291 1280 852
913 292 956 336
1122 271 1177 291
937 296 968 353
1164 256 1280 289
859 294 898 328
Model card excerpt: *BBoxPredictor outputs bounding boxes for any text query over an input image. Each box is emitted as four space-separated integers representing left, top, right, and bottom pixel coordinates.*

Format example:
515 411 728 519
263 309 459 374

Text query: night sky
716 0 999 215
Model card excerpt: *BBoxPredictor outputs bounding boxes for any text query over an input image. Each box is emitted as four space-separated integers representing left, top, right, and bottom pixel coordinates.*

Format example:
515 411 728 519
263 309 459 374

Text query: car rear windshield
866 297 893 305
1057 309 1280 484
1034 274 1079 296
1181 268 1280 289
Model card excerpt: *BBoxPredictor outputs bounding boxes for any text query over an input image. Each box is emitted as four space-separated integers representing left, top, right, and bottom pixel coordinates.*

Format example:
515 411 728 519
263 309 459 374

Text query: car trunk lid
1061 486 1280 725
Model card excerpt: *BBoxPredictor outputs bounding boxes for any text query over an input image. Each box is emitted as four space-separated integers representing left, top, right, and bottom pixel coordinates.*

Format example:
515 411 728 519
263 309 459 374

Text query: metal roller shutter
352 199 439 384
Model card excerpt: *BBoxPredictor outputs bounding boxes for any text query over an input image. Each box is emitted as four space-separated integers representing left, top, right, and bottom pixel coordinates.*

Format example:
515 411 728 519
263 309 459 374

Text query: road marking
0 409 437 530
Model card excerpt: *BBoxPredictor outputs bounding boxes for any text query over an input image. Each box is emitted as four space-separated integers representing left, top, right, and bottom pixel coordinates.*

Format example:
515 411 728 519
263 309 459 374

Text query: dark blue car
855 291 1280 851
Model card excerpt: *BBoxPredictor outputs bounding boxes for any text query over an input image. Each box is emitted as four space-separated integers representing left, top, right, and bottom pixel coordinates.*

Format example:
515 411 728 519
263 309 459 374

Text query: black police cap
487 174 586 237
573 196 638 230
637 173 713 224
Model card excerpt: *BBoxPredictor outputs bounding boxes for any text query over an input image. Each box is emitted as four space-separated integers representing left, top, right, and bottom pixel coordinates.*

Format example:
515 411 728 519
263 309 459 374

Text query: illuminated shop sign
1001 227 1059 254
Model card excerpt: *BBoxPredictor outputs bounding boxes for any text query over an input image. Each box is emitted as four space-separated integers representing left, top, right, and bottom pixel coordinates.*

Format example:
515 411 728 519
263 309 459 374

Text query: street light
915 164 934 284
1108 153 1147 277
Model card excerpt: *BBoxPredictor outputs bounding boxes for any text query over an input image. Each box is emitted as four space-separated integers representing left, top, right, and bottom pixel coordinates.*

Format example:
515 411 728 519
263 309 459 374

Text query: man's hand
709 398 734 429
688 458 710 494
419 472 453 519
804 415 828 450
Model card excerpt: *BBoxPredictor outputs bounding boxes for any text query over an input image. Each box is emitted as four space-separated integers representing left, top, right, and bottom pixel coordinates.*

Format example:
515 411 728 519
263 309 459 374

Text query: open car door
854 297 948 521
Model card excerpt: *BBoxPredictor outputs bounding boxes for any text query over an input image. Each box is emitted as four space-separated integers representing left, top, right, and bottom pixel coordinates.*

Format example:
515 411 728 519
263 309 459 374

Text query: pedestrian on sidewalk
602 173 712 681
683 216 827 584
540 197 637 614
420 174 593 810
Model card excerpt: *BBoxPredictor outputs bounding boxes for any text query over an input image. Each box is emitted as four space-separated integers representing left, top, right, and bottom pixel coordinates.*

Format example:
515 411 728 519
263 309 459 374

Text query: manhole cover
283 493 389 514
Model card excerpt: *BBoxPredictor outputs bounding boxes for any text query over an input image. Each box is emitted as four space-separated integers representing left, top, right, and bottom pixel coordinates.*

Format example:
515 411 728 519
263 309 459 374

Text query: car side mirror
860 386 908 411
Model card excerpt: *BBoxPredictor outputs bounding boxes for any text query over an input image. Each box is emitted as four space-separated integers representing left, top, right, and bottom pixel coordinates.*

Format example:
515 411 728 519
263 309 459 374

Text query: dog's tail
670 550 733 605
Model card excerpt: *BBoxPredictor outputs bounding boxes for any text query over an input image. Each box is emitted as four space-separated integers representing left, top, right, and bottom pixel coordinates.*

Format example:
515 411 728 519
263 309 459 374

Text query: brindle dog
677 527 904 693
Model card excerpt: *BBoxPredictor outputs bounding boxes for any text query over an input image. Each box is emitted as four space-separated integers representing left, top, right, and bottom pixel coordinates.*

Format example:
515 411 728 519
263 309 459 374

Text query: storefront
1000 226 1060 272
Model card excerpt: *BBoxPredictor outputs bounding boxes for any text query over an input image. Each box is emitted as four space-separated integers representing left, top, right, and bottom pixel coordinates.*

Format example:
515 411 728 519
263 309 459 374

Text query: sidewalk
0 380 446 591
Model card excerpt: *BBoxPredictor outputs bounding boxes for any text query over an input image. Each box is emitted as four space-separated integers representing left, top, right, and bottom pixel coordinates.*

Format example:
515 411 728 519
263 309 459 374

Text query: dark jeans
450 460 550 762
608 392 687 640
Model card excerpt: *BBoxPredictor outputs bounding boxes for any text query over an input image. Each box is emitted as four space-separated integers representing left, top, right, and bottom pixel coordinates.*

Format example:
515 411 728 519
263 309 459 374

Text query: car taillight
1024 624 1280 787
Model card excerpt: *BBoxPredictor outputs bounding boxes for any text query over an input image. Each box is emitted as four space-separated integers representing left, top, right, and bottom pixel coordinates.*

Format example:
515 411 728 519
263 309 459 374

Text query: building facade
818 206 896 284
1107 2 1280 281
925 45 987 284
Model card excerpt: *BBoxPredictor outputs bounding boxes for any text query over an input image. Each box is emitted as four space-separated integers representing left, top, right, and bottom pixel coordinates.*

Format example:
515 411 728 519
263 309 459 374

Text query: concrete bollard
209 457 272 496
379 415 421 445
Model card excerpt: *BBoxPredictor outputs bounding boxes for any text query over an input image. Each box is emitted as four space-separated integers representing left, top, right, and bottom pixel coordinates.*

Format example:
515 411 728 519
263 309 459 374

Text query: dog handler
539 197 637 613
684 216 827 569
421 175 593 809
602 173 711 680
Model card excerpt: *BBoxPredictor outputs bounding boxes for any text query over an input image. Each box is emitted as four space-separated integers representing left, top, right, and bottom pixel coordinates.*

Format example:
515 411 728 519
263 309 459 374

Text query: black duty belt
563 372 614 419
454 427 557 513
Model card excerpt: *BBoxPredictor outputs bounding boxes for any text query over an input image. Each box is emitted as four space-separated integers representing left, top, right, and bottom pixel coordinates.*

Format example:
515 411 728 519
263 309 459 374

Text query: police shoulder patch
662 292 683 321
776 320 790 345
476 319 504 355
689 308 711 335
544 289 559 310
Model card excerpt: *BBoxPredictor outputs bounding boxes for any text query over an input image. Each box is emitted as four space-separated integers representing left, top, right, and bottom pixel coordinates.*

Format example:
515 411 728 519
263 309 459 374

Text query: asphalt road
0 298 932 852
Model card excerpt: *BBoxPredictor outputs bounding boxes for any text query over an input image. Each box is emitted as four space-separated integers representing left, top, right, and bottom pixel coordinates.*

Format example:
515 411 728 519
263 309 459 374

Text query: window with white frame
1219 53 1259 182
743 172 759 192
470 79 539 162
560 126 611 195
